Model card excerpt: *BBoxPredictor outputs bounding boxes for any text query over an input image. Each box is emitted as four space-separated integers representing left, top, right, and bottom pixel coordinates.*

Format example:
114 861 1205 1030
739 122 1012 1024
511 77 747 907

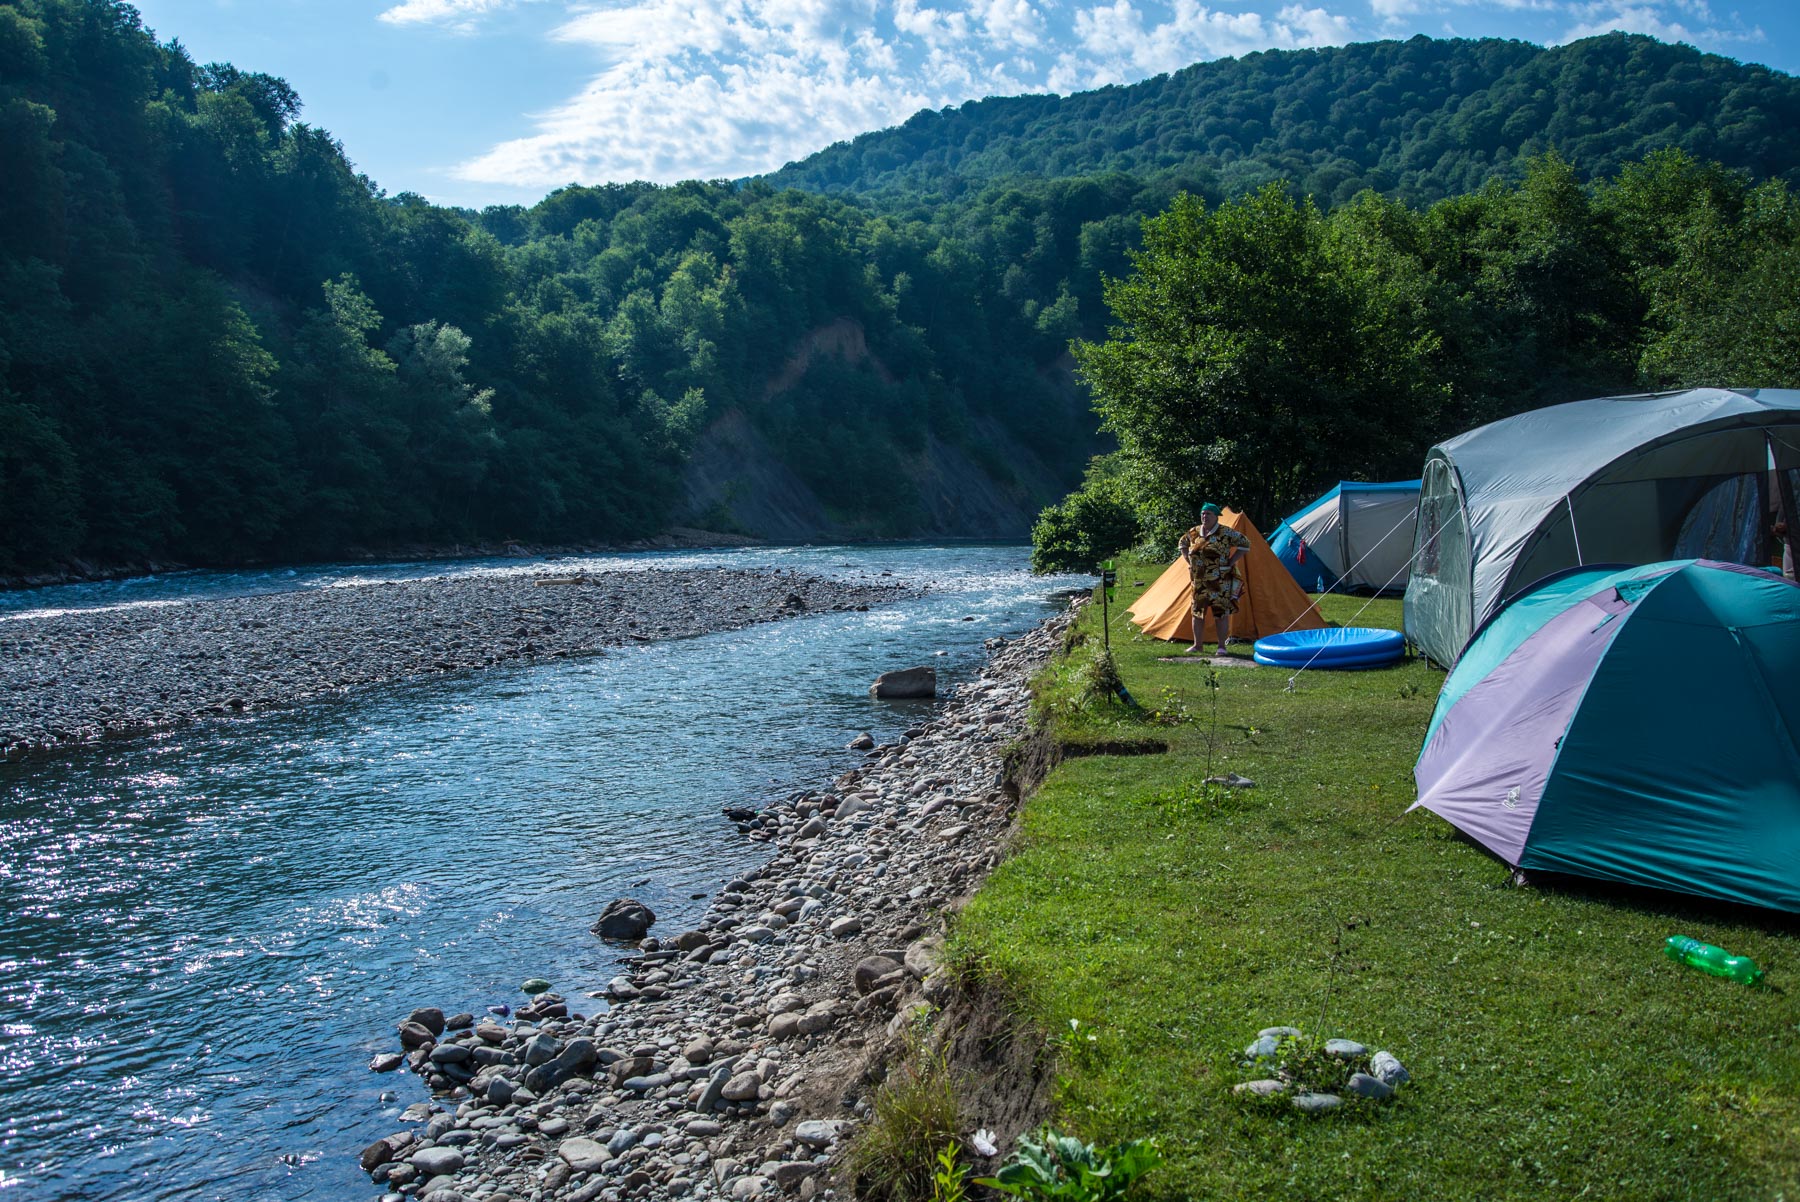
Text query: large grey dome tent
1404 388 1800 667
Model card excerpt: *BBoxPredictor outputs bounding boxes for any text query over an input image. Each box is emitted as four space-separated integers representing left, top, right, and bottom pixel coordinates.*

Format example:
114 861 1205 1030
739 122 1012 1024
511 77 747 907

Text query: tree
1074 184 1447 534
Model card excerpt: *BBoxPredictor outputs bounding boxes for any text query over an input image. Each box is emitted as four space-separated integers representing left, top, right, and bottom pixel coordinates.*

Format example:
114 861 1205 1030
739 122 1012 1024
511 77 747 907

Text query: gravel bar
0 567 922 760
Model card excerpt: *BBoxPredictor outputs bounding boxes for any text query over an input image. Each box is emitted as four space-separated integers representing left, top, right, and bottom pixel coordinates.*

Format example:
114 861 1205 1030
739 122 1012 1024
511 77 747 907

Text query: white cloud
975 0 1048 48
1559 1 1764 50
378 0 519 30
1072 0 1358 84
456 1 942 185
451 0 1376 187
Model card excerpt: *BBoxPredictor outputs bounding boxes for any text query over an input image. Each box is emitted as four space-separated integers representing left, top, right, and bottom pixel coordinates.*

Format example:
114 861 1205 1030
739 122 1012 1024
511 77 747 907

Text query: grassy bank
952 560 1800 1200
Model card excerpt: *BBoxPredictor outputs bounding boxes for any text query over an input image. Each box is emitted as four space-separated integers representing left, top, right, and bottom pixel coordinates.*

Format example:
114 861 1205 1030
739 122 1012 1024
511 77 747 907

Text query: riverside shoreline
362 607 1073 1202
0 567 921 761
0 528 765 592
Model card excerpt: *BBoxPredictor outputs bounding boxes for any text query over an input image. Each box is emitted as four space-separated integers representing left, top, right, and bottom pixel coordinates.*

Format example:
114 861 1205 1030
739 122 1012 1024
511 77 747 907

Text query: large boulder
591 898 657 941
869 667 935 699
853 955 905 994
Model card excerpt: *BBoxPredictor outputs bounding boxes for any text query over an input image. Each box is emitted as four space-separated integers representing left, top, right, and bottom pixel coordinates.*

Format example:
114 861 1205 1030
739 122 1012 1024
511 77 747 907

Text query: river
0 544 1083 1201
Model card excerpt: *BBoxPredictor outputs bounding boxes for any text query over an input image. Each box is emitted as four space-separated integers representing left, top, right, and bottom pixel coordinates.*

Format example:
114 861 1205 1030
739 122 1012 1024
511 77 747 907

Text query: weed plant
956 557 1800 1200
845 1024 963 1202
976 1127 1163 1200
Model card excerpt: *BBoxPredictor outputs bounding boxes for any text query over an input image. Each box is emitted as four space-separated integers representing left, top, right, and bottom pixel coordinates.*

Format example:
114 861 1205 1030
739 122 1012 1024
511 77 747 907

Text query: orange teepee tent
1127 509 1326 644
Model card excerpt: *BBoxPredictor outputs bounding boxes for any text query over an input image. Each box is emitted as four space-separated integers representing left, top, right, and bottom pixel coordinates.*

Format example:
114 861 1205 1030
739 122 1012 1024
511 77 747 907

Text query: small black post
1099 561 1117 654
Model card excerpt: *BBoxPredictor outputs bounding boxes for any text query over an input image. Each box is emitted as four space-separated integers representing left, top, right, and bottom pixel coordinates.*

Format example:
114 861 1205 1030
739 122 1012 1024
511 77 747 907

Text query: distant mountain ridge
765 33 1800 207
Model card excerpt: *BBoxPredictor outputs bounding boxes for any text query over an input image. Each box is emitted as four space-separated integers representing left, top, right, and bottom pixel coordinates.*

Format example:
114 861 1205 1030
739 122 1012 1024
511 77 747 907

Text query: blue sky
129 0 1799 209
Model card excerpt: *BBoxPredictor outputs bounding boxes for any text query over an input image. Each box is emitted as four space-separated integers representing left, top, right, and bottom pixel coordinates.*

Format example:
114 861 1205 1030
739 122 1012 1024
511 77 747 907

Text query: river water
0 545 1082 1201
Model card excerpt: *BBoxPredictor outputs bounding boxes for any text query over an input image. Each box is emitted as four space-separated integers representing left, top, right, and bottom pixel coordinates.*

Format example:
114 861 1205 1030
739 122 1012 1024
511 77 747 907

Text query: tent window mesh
1673 472 1765 564
1416 462 1457 579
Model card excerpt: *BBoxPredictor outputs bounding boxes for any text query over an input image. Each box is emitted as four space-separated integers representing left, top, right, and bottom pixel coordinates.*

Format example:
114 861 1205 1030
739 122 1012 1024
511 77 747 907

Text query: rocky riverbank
360 609 1072 1202
0 567 919 760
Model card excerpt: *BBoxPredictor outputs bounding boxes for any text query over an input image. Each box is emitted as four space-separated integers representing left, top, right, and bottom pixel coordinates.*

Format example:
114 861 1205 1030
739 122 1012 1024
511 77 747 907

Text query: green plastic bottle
1663 935 1764 985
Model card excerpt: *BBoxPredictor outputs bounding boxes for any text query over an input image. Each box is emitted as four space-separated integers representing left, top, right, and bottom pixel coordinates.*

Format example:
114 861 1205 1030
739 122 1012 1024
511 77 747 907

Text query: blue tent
1269 480 1421 595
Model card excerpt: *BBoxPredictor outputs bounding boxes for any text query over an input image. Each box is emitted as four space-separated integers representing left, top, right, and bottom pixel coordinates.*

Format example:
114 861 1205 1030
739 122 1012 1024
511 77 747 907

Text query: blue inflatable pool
1253 627 1406 670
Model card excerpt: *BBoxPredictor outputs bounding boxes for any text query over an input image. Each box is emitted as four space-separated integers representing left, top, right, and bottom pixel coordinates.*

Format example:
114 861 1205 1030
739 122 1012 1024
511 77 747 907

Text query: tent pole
1565 495 1585 566
1770 434 1798 572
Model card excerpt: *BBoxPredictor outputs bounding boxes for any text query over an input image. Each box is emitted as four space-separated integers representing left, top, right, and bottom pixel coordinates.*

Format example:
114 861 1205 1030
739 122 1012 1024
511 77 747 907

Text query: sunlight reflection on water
0 545 1083 1200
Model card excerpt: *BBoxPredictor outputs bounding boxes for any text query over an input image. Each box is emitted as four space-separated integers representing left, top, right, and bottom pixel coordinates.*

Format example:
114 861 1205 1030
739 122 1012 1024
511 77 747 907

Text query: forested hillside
768 34 1800 209
6 0 1800 581
0 0 1098 577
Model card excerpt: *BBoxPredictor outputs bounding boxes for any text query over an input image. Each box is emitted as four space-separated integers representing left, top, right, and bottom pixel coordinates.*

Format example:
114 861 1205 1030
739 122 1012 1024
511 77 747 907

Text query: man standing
1178 503 1250 655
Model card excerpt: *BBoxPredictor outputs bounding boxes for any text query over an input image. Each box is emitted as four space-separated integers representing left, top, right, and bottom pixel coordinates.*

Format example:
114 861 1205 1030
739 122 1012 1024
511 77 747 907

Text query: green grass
954 559 1800 1201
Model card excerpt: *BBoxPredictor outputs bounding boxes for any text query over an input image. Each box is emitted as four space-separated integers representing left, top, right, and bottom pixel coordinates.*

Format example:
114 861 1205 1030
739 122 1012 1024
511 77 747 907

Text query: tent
1127 509 1326 644
1404 387 1800 668
1269 480 1421 595
1412 559 1800 913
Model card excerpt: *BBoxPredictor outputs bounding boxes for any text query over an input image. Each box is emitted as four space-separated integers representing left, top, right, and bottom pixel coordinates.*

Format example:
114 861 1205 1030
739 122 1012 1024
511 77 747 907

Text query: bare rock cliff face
677 320 1081 541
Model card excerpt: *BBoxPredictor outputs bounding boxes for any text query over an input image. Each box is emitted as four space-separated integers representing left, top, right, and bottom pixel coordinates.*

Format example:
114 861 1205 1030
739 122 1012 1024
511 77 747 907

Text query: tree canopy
1049 149 1800 568
769 34 1800 211
6 1 1800 580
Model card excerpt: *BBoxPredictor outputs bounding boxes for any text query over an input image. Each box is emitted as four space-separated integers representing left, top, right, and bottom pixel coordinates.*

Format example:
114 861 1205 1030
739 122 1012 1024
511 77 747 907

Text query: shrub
1031 454 1140 575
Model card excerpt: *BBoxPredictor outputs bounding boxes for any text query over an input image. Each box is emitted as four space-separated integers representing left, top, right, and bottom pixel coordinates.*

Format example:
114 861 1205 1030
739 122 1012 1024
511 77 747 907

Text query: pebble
0 568 922 758
360 612 1065 1202
410 1147 464 1176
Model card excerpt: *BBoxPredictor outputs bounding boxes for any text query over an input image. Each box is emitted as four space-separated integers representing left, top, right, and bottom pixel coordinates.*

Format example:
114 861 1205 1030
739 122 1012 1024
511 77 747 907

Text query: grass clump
845 1022 965 1202
954 556 1800 1200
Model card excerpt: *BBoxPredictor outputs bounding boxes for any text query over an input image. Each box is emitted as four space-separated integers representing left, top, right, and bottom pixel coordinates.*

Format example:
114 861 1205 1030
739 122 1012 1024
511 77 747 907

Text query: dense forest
0 0 1104 576
1033 149 1800 570
4 0 1800 579
771 33 1800 209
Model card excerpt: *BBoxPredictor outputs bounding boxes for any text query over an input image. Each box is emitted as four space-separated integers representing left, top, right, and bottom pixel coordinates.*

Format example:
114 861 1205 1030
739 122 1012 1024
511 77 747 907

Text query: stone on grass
1324 1038 1367 1059
1233 1079 1289 1098
1370 1050 1411 1086
1345 1072 1394 1100
1291 1093 1343 1115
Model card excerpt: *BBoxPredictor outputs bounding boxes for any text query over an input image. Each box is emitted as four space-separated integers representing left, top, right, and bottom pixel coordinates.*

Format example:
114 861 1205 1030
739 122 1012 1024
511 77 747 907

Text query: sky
128 0 1800 210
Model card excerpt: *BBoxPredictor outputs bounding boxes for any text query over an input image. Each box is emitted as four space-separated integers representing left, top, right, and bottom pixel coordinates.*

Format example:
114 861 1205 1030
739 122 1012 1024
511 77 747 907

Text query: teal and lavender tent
1404 388 1800 668
1412 559 1800 913
1268 480 1421 595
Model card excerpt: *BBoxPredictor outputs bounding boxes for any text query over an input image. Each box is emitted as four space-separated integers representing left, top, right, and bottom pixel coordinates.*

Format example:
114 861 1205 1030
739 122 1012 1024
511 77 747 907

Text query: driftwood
533 575 590 586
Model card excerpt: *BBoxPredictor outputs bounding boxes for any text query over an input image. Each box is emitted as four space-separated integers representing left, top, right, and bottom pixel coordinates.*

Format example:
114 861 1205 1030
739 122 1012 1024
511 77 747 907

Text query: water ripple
0 546 1081 1200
